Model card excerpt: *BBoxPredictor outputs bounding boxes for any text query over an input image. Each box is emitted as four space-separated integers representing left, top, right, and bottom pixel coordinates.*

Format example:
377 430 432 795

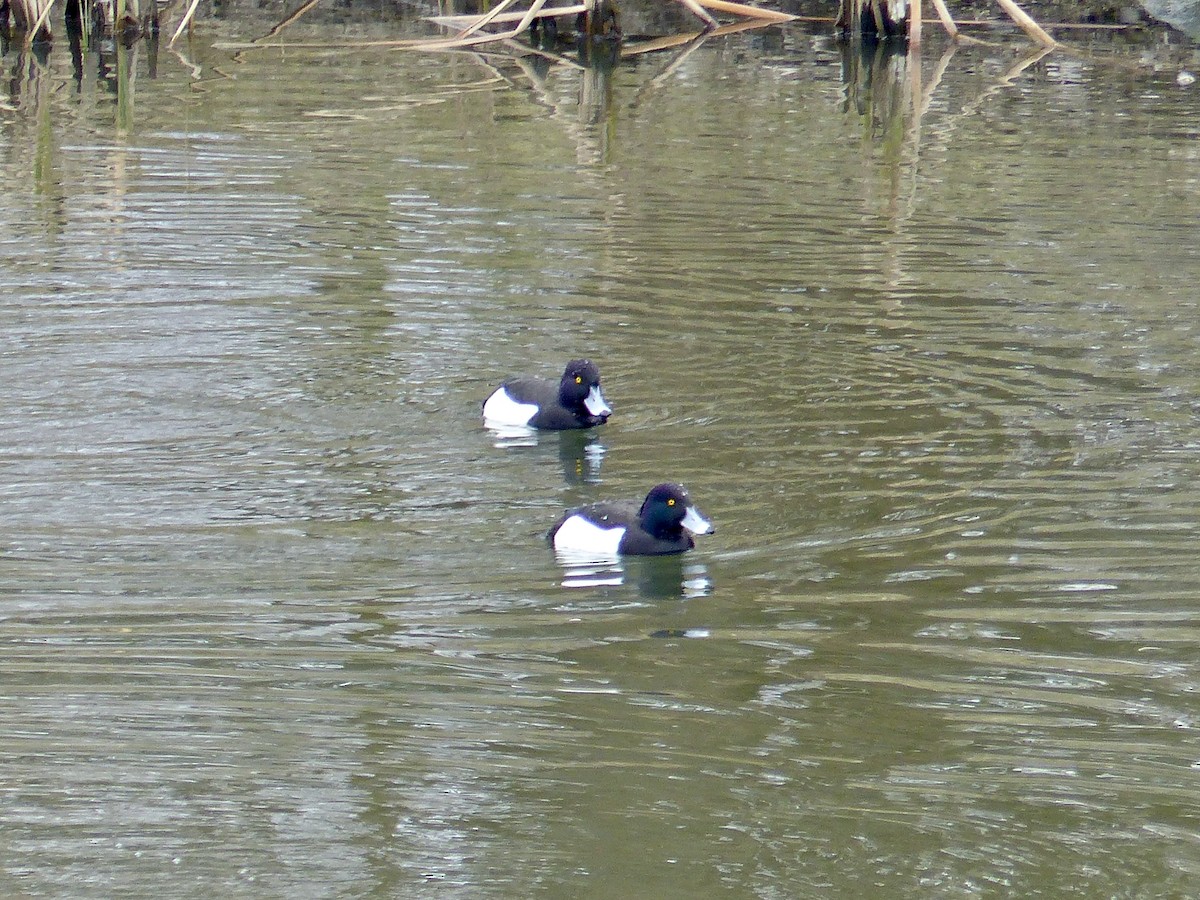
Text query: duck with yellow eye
549 483 714 557
483 358 612 430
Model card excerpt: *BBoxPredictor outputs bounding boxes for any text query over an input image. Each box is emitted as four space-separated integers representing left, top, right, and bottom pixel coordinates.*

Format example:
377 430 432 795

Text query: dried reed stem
428 0 792 33
692 0 794 24
675 0 719 30
929 0 958 38
170 0 204 45
259 0 325 41
11 0 52 40
993 0 1056 46
454 0 522 39
427 6 586 28
503 0 552 41
421 0 792 50
619 17 779 56
27 0 55 41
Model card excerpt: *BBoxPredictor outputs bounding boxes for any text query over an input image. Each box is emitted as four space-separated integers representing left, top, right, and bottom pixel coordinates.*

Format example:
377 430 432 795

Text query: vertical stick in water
116 40 134 132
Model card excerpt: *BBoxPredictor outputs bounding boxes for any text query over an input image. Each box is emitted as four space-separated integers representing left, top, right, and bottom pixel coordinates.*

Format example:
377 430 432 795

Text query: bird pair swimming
483 359 714 557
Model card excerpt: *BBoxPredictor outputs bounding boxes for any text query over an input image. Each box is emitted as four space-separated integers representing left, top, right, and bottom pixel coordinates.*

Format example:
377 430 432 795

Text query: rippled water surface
4 12 1200 896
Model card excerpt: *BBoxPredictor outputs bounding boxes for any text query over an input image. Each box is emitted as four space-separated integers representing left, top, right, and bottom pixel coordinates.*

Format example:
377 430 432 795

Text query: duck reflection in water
484 425 606 485
554 550 712 599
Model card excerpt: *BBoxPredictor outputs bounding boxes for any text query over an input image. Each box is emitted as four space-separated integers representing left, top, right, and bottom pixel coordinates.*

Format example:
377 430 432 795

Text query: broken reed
8 0 147 44
9 0 56 41
838 0 1056 46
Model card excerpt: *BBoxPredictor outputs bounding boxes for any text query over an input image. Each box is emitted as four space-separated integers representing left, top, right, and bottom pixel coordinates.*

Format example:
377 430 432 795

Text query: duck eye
667 498 676 506
575 376 582 384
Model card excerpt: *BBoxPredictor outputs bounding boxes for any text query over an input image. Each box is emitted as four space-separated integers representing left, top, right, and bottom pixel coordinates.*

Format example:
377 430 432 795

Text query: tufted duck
549 482 714 556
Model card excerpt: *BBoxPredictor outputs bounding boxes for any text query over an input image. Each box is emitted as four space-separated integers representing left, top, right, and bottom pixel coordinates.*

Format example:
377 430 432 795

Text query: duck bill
584 386 612 418
681 506 714 535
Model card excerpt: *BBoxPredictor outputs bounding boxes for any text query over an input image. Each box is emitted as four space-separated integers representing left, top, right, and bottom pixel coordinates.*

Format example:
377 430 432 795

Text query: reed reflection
839 32 910 141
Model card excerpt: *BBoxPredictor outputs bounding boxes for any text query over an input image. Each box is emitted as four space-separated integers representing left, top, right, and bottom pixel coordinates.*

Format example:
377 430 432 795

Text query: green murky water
3 12 1200 896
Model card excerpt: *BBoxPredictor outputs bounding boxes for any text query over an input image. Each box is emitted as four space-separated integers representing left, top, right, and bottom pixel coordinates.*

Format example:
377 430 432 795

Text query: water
3 12 1200 896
